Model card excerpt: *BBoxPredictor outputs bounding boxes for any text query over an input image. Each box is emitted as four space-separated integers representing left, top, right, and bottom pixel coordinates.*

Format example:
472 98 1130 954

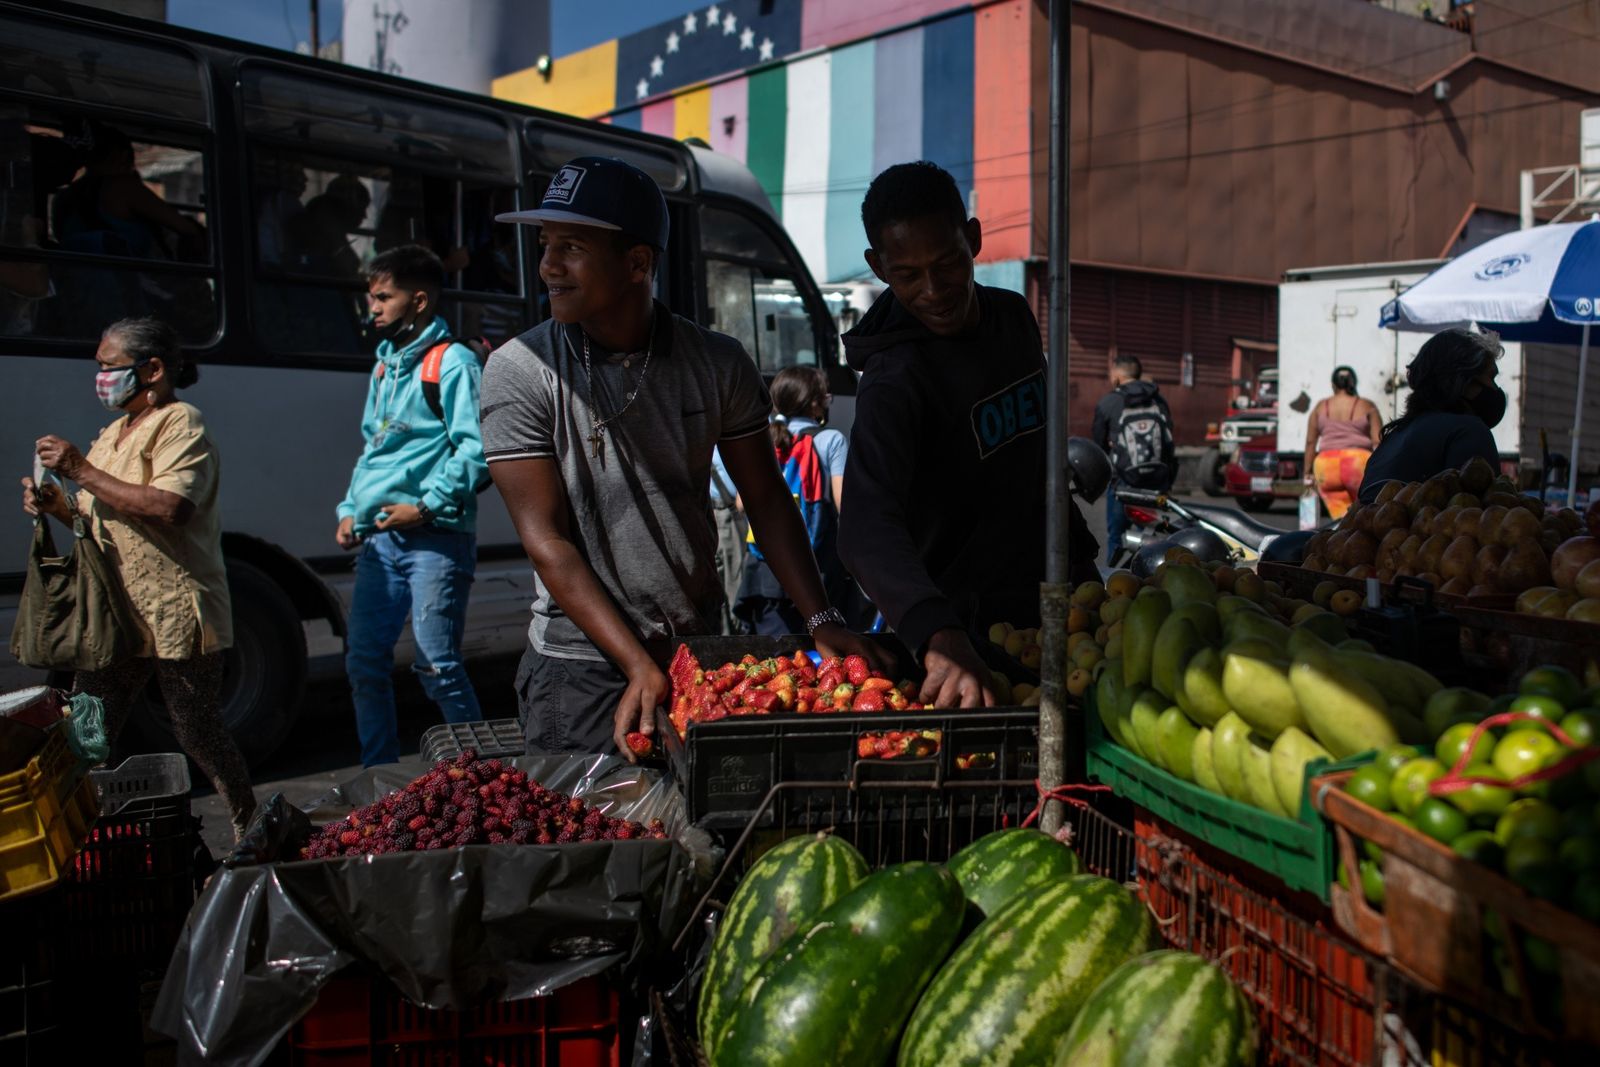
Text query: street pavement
192 494 1298 855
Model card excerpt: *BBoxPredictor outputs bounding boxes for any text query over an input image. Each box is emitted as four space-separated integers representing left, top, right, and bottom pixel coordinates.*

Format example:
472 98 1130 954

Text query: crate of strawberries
658 638 1039 830
152 752 703 1063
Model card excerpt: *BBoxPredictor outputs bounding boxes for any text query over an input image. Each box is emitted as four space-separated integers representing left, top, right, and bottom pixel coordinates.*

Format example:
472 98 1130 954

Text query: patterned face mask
95 361 148 411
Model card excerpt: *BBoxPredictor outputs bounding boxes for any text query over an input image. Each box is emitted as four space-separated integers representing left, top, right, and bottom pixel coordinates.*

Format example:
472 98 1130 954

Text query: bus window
249 148 524 359
0 104 216 343
701 205 825 374
0 11 208 123
524 124 688 194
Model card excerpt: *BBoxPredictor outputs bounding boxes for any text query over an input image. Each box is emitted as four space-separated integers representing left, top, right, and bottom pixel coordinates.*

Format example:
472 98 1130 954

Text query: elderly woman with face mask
21 316 255 839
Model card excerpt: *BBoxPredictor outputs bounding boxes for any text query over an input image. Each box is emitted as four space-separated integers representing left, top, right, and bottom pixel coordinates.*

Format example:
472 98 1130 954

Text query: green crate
1083 703 1375 902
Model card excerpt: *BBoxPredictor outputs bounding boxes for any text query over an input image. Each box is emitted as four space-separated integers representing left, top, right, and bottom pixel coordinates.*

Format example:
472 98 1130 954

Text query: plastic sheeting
152 754 714 1067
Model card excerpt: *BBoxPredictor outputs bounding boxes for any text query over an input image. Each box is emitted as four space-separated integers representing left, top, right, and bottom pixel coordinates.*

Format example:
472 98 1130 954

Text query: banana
1269 726 1331 818
1122 590 1172 690
1288 639 1399 759
1151 616 1204 701
1192 727 1223 794
1176 645 1232 728
1221 639 1306 739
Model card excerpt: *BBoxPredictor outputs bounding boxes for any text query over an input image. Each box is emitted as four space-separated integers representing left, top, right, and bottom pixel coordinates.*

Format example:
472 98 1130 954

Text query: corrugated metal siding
1521 342 1600 476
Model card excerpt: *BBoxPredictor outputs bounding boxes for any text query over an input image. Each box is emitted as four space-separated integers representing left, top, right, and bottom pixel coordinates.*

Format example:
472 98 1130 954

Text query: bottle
1298 486 1320 531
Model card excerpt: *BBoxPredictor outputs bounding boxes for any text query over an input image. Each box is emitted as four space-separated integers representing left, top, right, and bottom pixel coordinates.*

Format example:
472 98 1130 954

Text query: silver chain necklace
575 317 653 467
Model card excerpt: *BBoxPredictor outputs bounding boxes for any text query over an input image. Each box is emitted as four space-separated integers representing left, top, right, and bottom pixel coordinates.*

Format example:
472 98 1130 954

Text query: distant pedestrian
23 317 256 839
1092 355 1175 564
336 245 486 766
1302 365 1381 520
735 366 850 636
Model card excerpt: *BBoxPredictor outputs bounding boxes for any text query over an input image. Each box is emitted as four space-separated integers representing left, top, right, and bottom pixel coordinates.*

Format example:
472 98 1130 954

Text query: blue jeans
346 527 482 766
1105 478 1128 565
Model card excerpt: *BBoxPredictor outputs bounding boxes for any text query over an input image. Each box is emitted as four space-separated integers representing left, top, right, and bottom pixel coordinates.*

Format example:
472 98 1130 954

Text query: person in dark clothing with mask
838 161 1099 710
1092 355 1175 565
1358 327 1505 504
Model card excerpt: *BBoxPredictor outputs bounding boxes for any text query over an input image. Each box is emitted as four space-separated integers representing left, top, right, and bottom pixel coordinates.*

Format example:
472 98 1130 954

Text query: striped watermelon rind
947 827 1081 919
696 831 868 1057
1053 950 1258 1067
897 874 1156 1067
711 862 966 1067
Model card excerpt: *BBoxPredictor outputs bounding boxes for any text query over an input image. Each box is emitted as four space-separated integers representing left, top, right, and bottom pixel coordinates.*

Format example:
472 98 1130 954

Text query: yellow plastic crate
0 725 97 901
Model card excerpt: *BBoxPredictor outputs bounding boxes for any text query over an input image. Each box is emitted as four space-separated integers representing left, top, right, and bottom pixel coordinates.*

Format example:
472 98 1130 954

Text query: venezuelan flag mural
494 0 1036 285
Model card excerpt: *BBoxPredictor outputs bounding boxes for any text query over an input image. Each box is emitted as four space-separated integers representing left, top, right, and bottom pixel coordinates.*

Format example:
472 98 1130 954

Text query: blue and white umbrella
1380 219 1600 501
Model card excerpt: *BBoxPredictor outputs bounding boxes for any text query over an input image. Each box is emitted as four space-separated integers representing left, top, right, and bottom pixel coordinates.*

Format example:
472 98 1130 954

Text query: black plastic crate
420 719 527 763
64 754 194 975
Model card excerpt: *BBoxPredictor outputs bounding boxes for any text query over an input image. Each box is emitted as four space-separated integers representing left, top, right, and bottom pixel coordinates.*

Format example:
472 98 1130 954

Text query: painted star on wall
683 11 697 34
758 36 774 61
636 77 649 99
666 30 680 53
739 26 754 50
650 54 664 77
707 5 720 25
722 12 737 34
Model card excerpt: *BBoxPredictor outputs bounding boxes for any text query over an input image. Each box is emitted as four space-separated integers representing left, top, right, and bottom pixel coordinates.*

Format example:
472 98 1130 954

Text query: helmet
1167 526 1231 564
1067 437 1112 503
1260 528 1316 564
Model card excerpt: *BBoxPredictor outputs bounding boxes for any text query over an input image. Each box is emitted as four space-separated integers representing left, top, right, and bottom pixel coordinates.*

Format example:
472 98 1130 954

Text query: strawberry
852 688 886 712
624 732 654 758
873 735 894 756
832 683 856 703
844 655 871 687
747 689 779 712
856 736 876 758
861 677 894 692
817 670 844 693
887 688 909 711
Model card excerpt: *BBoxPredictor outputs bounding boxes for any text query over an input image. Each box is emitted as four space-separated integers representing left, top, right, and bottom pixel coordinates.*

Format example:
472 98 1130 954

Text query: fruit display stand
1084 710 1348 900
150 754 705 1065
1312 766 1600 1049
1452 601 1600 681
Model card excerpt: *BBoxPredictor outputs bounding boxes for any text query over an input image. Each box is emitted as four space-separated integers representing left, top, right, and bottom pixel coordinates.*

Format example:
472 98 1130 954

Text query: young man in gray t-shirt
482 156 885 760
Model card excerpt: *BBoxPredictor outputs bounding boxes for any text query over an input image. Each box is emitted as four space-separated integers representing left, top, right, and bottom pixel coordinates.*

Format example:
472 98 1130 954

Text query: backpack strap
418 342 452 422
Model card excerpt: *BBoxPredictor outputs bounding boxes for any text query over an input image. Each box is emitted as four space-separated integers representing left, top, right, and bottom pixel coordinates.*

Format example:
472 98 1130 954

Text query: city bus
0 1 854 764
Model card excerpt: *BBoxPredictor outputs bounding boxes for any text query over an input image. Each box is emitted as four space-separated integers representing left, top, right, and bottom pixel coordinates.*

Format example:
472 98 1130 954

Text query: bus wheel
133 560 306 769
1200 448 1226 497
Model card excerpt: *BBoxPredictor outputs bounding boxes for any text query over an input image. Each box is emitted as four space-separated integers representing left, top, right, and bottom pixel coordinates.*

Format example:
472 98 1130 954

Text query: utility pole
310 0 320 55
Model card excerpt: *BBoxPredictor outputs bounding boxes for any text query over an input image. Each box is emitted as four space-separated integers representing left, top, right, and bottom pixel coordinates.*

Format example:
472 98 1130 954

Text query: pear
1439 535 1480 583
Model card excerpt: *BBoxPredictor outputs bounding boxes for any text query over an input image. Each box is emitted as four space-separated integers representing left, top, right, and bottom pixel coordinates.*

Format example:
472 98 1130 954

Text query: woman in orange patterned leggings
1303 366 1382 520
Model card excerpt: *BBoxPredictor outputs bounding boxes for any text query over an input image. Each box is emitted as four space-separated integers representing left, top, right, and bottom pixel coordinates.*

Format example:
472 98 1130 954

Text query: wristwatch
414 502 436 526
804 606 847 636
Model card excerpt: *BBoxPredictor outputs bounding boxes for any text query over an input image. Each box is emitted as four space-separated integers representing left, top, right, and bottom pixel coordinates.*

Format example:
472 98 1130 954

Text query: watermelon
697 831 868 1057
1054 950 1258 1066
947 827 1081 920
898 874 1154 1067
711 862 965 1067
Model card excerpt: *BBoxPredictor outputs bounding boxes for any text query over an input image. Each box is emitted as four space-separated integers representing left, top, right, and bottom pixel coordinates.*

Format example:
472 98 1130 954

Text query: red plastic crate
1133 810 1383 1067
288 970 622 1066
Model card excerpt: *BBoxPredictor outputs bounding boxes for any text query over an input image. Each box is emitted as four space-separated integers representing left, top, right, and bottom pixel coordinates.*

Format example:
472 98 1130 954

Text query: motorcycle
1110 485 1310 575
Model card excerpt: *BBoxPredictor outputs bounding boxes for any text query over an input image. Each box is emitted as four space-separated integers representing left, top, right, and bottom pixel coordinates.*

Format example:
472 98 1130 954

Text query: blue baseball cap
495 156 669 250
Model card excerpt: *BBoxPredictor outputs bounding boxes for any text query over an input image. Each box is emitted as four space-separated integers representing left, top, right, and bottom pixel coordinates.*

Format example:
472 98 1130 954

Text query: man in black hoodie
838 162 1099 709
1092 355 1175 564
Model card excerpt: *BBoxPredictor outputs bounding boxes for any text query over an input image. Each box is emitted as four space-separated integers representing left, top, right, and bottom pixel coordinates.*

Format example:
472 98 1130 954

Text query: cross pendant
588 427 605 466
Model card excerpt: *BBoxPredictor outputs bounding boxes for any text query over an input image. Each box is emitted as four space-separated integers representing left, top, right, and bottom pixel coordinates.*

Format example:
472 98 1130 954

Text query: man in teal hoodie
337 244 486 765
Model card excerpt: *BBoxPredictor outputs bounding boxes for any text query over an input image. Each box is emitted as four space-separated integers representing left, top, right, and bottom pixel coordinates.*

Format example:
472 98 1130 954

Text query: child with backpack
735 366 851 635
1092 355 1176 564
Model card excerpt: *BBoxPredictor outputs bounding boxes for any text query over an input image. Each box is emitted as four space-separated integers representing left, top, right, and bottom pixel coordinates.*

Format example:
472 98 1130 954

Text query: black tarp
152 754 713 1066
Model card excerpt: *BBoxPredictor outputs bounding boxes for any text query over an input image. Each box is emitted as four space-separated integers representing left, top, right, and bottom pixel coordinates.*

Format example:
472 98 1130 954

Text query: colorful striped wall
494 0 1035 285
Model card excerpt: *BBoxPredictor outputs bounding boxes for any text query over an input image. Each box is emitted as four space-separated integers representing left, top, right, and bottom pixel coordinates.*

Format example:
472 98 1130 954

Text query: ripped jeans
346 526 482 766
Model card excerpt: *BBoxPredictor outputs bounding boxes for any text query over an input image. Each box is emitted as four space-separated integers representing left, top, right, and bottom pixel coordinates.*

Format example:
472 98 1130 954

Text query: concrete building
495 0 1600 445
343 0 550 96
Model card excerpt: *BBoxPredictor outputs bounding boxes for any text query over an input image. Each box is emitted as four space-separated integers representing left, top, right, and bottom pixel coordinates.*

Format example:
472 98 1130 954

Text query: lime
1490 731 1567 794
1415 797 1469 844
1451 829 1504 870
1482 907 1507 943
1519 665 1583 709
1494 798 1562 846
1559 709 1600 747
1503 837 1566 901
1358 859 1385 909
1336 860 1352 892
1522 934 1560 976
1376 744 1419 775
1435 721 1495 769
1505 694 1564 732
1440 765 1514 817
1361 837 1384 863
1491 943 1520 998
1559 833 1600 873
1571 875 1600 925
1561 801 1598 839
1391 758 1447 817
1345 764 1394 812
1423 688 1493 740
